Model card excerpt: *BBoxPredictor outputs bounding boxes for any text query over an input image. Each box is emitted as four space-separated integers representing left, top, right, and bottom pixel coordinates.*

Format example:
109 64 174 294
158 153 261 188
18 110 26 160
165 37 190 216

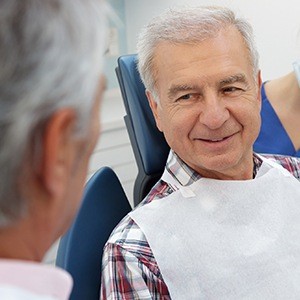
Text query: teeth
210 138 223 142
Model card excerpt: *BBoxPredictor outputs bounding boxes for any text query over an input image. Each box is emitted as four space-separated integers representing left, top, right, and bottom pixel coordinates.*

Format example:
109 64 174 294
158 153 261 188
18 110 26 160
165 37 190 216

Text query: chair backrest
55 166 132 300
116 54 170 206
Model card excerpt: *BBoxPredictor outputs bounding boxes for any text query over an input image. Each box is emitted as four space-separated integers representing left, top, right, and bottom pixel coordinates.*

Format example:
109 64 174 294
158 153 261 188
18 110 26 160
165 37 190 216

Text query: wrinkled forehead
151 27 253 91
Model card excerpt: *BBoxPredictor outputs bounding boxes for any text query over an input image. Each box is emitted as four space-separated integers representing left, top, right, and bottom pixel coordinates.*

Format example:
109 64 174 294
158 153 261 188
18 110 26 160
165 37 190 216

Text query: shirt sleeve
100 243 170 300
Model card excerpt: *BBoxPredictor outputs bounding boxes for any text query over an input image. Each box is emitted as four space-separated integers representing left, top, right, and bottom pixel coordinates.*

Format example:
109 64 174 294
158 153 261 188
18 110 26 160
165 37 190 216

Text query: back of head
0 0 108 226
137 6 259 98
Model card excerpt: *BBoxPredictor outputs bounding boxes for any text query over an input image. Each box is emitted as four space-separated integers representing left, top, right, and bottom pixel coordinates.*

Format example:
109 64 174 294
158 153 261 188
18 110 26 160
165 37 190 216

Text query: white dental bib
129 157 300 299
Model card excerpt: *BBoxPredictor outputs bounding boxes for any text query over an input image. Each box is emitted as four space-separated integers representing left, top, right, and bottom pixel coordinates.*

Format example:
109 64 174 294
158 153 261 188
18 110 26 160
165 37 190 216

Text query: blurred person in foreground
101 6 300 299
0 0 108 299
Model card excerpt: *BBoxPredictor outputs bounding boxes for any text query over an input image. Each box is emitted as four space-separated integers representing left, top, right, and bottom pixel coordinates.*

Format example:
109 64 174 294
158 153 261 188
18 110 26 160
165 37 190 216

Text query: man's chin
191 156 242 179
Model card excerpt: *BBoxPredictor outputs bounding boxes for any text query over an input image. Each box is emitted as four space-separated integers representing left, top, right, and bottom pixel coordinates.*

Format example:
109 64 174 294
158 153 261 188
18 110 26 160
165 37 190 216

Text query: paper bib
130 158 300 299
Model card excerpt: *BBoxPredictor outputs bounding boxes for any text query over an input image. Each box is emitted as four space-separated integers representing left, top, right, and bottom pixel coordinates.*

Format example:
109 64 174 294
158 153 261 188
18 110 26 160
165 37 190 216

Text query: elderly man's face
148 27 262 180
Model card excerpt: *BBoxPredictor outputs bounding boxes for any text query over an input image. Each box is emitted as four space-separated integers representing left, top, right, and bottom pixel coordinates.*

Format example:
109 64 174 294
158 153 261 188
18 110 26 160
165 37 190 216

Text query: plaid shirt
101 151 300 299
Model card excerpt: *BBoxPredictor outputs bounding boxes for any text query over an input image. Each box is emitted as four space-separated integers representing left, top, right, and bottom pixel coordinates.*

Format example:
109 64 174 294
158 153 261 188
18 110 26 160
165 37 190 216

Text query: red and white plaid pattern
101 151 300 299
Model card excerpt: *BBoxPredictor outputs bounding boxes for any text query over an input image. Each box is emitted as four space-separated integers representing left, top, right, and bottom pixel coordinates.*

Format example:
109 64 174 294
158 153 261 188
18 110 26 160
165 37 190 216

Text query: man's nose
198 93 230 130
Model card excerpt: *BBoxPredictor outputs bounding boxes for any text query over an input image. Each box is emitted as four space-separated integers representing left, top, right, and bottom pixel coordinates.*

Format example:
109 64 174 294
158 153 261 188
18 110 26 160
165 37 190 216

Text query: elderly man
0 0 107 298
101 6 300 300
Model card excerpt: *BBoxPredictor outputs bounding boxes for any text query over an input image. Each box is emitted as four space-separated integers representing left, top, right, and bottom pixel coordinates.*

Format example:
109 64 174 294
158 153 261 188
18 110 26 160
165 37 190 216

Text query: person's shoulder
103 206 151 264
104 194 155 248
105 179 171 251
105 213 141 245
261 154 300 179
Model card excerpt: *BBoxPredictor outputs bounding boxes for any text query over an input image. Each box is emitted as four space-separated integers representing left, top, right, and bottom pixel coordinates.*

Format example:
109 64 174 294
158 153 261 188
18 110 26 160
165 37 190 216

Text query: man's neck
171 151 259 182
0 221 48 262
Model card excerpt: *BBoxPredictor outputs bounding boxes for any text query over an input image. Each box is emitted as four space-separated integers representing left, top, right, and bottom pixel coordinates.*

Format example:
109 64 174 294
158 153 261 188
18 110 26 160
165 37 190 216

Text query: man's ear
39 108 78 199
146 90 163 132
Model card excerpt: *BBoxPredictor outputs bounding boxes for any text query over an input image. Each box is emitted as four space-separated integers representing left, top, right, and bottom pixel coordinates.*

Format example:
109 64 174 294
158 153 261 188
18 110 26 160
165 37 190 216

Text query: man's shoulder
261 154 300 179
105 179 172 251
106 214 143 245
104 206 152 263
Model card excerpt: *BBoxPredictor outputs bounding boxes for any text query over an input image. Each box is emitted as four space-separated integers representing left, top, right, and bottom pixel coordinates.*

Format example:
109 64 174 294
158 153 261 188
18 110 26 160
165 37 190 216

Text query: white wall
124 0 300 81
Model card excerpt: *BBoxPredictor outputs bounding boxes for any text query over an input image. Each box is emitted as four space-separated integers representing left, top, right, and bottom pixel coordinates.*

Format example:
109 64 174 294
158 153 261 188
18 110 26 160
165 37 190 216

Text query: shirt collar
166 150 263 186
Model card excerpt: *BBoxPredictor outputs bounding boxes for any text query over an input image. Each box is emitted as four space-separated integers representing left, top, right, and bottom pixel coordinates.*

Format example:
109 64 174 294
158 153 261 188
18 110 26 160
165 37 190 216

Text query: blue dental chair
55 166 132 300
116 54 170 206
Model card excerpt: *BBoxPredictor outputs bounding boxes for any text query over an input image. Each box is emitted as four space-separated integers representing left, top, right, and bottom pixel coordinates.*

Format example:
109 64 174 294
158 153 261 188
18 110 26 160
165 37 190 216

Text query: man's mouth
204 138 226 142
196 133 236 143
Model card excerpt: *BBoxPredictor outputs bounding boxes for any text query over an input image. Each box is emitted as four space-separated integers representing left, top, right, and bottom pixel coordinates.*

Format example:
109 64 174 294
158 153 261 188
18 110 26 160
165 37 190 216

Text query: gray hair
0 0 108 226
137 6 259 100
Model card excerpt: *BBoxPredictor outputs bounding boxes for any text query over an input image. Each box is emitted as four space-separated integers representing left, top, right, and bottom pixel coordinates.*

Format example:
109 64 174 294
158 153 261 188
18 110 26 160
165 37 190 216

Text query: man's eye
178 94 191 100
223 87 242 94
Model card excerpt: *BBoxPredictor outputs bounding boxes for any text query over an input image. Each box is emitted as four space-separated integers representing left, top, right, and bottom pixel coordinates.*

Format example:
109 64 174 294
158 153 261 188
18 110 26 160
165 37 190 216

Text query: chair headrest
117 54 170 175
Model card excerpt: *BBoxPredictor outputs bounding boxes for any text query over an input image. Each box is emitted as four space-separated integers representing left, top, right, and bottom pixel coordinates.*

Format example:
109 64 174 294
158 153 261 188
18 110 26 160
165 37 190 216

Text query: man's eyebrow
219 73 248 86
167 74 249 98
168 84 199 99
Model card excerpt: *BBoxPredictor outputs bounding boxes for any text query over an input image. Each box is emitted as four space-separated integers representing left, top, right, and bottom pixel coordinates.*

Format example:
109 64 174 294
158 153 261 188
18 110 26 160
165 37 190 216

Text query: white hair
137 6 259 101
0 0 108 226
